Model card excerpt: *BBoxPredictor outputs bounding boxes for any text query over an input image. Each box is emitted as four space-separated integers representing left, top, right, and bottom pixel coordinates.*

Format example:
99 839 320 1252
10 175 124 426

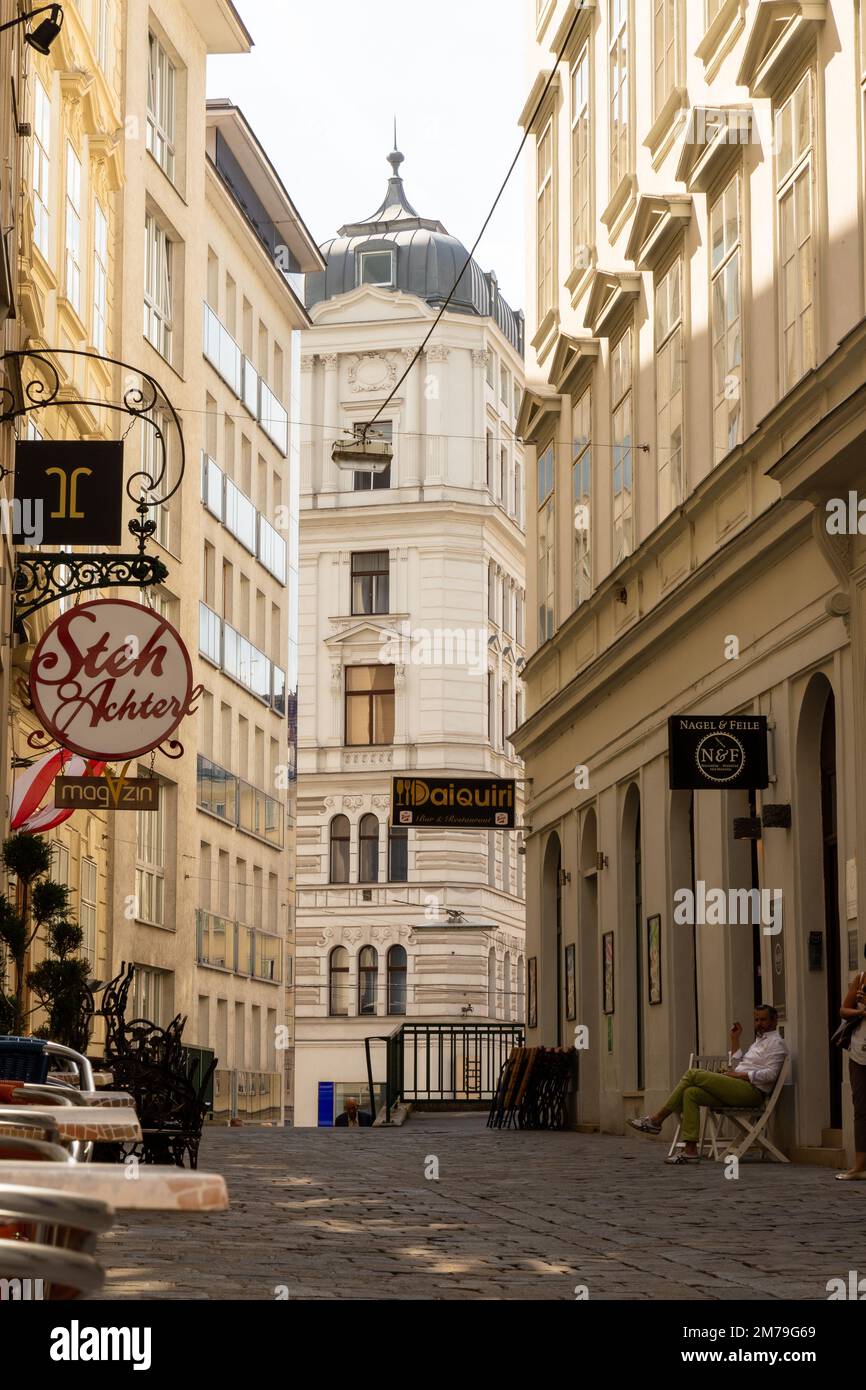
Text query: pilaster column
472 349 490 490
423 345 449 484
321 353 339 493
400 348 421 487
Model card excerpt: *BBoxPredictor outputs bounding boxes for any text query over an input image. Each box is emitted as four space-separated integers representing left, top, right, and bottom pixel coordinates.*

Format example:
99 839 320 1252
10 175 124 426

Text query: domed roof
304 146 524 355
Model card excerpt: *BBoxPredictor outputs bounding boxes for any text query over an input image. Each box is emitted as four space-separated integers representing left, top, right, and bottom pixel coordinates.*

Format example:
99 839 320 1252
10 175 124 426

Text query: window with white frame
95 0 111 73
146 31 176 181
516 589 525 646
50 841 69 886
486 351 496 388
64 143 82 314
608 0 631 194
514 459 523 526
132 965 167 1026
571 43 591 268
143 211 173 360
92 201 108 354
537 443 555 642
611 327 634 563
136 787 165 926
572 388 592 608
710 172 742 458
358 249 393 287
536 118 554 321
500 363 510 406
653 0 679 118
80 857 97 962
500 446 508 509
32 77 51 258
655 257 684 519
775 71 814 392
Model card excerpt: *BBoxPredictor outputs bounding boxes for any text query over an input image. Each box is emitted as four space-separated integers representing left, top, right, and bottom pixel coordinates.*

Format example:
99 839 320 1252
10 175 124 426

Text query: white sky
206 0 527 312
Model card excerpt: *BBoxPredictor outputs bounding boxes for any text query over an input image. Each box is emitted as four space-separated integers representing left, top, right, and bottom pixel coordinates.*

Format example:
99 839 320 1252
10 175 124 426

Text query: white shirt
730 1029 788 1094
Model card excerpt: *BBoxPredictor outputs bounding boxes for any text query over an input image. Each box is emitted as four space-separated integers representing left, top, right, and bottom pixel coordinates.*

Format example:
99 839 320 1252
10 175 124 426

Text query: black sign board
13 440 124 545
55 777 159 812
392 776 516 828
668 715 769 790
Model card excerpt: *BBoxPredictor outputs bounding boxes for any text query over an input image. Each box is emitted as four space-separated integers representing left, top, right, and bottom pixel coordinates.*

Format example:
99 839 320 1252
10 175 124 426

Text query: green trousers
663 1068 763 1142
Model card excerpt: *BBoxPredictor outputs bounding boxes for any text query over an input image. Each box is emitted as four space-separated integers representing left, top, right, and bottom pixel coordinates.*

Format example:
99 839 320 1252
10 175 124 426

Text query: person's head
344 1097 359 1118
754 1004 778 1035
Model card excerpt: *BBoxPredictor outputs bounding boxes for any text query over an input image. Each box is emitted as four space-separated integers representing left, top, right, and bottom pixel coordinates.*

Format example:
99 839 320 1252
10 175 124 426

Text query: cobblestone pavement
93 1113 855 1301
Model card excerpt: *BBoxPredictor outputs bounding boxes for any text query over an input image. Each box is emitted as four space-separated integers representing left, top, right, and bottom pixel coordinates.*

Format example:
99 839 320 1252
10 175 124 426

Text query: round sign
29 598 198 760
694 731 746 784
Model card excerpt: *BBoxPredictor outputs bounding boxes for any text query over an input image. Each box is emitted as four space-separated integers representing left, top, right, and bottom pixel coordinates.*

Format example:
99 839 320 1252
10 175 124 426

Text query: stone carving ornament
348 352 397 393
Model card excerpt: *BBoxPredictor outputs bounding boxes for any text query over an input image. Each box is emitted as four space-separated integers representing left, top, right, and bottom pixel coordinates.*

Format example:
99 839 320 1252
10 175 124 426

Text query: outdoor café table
0 1106 141 1145
0 1163 228 1210
12 1087 135 1109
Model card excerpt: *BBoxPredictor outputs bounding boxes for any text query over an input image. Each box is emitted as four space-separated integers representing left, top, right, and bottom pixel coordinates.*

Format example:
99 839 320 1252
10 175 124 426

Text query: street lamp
0 5 64 55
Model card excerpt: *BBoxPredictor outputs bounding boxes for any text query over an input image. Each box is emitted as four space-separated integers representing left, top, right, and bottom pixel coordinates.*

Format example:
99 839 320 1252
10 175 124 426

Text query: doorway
820 695 842 1129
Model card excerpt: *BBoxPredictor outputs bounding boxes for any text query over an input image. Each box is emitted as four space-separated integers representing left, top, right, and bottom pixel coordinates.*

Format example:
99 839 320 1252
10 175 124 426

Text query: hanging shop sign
668 715 769 790
29 598 201 761
13 440 124 546
55 775 159 812
392 776 516 828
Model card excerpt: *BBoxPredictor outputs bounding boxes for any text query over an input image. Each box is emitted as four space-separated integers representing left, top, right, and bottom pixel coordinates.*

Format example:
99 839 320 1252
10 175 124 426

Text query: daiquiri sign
392 776 516 828
29 598 201 761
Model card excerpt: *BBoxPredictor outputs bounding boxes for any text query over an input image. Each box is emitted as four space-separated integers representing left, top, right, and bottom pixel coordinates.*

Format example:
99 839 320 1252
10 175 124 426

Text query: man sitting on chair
628 1005 788 1164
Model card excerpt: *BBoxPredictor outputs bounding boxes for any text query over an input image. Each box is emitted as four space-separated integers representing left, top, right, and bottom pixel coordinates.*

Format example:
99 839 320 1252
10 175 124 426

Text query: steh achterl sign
29 598 201 760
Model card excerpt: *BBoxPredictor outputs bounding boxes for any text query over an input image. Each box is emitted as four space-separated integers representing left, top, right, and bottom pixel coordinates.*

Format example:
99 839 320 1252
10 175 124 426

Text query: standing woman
837 947 866 1180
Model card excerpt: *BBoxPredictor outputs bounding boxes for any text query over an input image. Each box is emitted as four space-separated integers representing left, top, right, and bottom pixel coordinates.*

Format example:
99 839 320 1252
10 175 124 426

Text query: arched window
488 947 497 1018
503 951 512 1021
387 944 407 1015
358 814 379 882
388 823 408 881
329 946 349 1016
358 946 378 1015
329 815 350 883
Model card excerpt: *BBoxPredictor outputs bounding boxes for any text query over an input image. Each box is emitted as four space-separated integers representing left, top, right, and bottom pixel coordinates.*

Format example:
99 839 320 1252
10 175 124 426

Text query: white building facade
295 150 527 1127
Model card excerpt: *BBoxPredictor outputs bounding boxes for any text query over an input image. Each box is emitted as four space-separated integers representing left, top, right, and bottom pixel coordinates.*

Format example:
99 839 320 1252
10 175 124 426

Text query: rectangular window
710 173 742 458
514 460 523 526
353 420 392 491
351 551 389 615
93 201 108 354
64 142 82 314
486 352 496 387
95 0 111 72
389 824 408 882
358 249 393 286
572 388 592 608
345 665 395 746
536 118 554 320
653 0 679 118
500 446 508 508
136 787 165 926
80 857 97 962
516 589 524 646
609 0 631 194
132 966 166 1027
500 364 510 406
537 442 555 642
50 841 69 886
486 429 494 490
143 211 173 360
487 671 495 744
775 71 814 392
656 258 684 519
146 31 176 181
611 327 634 564
571 44 591 266
501 681 509 750
33 77 51 258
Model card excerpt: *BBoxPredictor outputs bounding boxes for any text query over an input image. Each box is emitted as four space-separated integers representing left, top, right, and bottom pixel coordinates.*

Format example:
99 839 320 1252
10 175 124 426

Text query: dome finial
388 117 403 176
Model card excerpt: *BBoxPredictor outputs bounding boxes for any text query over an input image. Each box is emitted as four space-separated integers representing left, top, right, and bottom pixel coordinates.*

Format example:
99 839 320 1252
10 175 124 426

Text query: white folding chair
666 1054 729 1158
704 1055 791 1163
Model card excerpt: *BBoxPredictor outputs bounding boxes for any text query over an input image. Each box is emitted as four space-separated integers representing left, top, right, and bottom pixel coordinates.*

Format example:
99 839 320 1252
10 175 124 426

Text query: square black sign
668 714 769 790
13 439 124 546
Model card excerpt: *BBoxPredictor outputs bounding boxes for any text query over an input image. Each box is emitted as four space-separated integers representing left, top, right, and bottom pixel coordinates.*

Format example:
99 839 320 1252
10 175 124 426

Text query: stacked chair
0 1036 116 1300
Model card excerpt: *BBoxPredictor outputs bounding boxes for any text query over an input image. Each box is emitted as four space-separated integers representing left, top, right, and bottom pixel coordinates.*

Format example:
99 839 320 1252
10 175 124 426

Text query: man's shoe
665 1152 701 1164
628 1116 661 1135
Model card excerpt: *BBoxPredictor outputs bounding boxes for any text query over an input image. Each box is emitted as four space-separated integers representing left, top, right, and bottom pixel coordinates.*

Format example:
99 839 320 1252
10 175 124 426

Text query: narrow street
95 1116 849 1302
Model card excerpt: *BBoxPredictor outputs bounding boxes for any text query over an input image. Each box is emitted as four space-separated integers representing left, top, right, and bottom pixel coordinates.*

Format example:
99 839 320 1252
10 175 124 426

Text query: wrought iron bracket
13 550 169 634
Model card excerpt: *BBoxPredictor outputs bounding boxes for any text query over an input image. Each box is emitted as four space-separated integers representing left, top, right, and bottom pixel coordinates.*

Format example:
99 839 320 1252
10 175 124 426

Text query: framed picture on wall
528 956 538 1029
647 914 662 1005
602 931 614 1015
564 943 576 1021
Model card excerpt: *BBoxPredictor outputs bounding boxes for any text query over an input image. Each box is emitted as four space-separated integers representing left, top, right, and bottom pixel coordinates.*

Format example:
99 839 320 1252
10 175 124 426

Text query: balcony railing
203 304 289 456
197 754 284 848
196 907 284 983
198 602 286 714
200 452 288 585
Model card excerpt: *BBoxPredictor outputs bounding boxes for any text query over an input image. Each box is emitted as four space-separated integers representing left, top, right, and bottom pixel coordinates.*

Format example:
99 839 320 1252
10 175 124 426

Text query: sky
206 0 527 312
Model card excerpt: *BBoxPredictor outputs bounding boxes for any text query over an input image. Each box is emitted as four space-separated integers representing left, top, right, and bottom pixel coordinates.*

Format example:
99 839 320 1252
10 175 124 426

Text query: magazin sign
668 715 769 790
392 776 516 828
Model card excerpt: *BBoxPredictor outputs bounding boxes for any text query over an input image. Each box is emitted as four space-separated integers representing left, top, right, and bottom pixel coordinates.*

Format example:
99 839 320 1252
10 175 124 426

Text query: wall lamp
0 5 64 55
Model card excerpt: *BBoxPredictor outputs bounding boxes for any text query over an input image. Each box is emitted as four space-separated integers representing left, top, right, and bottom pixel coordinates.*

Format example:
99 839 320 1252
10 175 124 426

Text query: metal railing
364 1022 524 1124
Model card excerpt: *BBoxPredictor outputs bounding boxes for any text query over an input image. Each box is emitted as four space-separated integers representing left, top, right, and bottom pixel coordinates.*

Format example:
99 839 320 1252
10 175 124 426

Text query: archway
670 790 698 1064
